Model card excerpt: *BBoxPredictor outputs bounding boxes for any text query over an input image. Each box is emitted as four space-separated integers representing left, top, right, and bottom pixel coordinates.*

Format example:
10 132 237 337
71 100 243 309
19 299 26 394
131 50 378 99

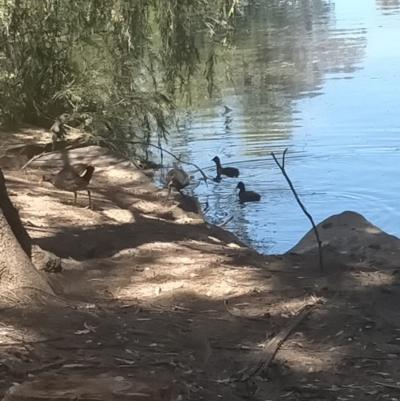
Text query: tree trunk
0 168 53 295
0 169 32 258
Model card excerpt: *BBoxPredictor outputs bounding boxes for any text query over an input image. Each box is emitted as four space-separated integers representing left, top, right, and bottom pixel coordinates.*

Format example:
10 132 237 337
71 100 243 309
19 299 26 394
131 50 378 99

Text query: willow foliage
0 0 242 144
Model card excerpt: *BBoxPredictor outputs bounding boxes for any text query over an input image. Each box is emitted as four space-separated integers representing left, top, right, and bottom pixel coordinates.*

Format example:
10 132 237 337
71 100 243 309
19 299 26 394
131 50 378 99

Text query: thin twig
20 358 68 375
20 144 78 170
217 215 233 228
271 149 323 272
374 381 400 391
20 150 46 170
212 344 255 352
54 341 128 350
345 356 397 360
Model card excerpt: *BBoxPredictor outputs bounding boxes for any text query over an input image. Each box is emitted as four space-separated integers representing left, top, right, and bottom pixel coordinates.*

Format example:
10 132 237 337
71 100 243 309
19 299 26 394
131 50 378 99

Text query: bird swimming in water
39 163 95 208
165 168 190 203
236 181 261 203
212 156 240 180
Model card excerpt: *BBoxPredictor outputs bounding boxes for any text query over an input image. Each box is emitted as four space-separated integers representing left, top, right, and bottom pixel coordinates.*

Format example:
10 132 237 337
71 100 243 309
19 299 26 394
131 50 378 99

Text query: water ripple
153 0 400 254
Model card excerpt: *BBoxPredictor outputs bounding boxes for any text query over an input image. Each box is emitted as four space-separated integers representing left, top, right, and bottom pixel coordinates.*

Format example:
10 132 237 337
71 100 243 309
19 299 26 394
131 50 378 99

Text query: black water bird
165 168 190 202
212 156 240 179
236 181 261 203
39 163 95 208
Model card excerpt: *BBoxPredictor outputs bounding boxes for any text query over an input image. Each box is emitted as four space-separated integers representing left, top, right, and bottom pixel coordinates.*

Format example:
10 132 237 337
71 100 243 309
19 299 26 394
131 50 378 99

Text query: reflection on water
377 0 400 15
155 0 400 254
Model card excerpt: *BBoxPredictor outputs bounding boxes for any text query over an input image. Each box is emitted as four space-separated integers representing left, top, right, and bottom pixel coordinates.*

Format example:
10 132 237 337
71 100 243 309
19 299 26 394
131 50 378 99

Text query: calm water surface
156 0 400 254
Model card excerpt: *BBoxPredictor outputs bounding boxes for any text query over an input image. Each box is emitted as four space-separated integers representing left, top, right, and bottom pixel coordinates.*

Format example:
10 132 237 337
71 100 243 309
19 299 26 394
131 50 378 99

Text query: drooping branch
271 149 323 272
110 140 209 186
18 132 209 189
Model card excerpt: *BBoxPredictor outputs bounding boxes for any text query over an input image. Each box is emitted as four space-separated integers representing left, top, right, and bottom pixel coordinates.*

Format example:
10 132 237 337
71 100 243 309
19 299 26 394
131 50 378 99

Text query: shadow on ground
1 146 400 400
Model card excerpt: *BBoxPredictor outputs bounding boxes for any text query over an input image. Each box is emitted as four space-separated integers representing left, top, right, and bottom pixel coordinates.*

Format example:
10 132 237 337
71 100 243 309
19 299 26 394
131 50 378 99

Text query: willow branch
271 149 323 272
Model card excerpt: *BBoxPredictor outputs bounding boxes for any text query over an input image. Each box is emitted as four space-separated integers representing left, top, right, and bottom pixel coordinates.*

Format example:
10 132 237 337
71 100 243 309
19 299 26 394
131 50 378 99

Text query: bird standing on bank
50 114 68 150
212 156 240 180
236 181 261 203
165 168 190 203
39 164 95 208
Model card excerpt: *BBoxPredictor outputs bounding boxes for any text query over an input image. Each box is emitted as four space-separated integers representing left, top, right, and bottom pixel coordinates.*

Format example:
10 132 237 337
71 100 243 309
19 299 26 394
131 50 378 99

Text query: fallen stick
20 358 68 375
54 341 129 350
271 149 323 272
238 303 316 381
374 381 400 391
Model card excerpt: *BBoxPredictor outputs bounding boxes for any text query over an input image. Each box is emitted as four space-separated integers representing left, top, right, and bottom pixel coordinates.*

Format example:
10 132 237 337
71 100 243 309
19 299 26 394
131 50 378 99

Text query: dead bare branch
271 148 323 272
238 303 316 381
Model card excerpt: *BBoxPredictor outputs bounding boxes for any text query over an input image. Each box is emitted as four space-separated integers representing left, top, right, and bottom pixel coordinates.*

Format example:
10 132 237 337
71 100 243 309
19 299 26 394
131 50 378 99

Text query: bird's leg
60 125 66 139
87 189 92 209
73 192 77 206
51 134 57 151
164 185 172 205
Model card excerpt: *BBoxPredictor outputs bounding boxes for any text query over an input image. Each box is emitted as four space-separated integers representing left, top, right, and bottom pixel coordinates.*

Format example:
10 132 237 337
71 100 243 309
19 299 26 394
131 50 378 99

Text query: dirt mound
289 210 400 268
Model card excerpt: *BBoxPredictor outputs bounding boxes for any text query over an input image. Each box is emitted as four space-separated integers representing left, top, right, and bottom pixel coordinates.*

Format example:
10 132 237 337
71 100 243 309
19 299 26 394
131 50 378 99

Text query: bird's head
39 174 54 186
236 181 245 191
